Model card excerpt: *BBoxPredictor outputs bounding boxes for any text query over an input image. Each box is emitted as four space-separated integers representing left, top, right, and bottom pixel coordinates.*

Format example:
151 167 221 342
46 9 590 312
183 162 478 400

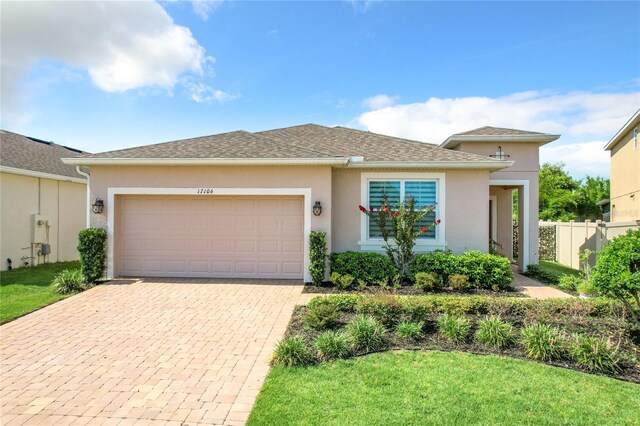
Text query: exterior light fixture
490 146 510 160
313 201 322 216
92 198 104 214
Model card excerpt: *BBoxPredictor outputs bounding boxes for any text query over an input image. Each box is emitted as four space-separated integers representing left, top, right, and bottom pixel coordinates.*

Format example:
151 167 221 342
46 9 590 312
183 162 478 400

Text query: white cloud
347 0 375 13
540 141 610 178
183 80 239 103
1 0 217 125
191 0 223 21
362 94 397 110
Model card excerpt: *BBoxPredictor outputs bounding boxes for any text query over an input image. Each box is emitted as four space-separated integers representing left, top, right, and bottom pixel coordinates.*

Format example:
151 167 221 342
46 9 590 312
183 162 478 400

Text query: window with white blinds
368 179 438 240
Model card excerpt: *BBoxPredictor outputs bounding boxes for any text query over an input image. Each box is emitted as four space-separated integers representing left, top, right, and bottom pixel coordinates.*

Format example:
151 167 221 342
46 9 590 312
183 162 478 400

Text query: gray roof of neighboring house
453 126 546 136
0 130 87 179
70 124 502 164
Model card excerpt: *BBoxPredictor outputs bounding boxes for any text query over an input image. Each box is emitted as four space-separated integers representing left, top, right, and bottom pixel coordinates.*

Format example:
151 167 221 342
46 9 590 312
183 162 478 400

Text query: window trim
359 172 446 251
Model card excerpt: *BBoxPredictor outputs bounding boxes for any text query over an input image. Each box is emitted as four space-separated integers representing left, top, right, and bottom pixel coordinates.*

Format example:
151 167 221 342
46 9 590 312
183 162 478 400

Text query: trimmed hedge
309 231 327 285
412 250 513 290
330 251 397 284
78 228 107 283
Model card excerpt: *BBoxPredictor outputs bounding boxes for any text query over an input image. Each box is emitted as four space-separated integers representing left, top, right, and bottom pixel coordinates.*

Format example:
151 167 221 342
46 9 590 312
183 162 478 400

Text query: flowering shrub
359 194 439 279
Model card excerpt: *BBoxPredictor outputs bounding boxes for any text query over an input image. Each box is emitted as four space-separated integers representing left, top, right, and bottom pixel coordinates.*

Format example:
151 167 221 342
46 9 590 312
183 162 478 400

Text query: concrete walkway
1 278 306 426
511 267 573 299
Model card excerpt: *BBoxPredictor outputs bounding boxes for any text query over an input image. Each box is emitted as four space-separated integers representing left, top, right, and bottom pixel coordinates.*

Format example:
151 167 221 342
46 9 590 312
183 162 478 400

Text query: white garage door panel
117 195 304 279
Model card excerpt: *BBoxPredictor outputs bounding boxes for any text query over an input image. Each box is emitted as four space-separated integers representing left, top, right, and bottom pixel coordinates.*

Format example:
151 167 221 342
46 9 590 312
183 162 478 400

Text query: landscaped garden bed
273 294 640 383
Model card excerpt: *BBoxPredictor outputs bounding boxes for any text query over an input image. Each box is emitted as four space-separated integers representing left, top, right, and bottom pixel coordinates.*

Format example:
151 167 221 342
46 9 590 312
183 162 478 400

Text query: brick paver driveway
1 278 307 425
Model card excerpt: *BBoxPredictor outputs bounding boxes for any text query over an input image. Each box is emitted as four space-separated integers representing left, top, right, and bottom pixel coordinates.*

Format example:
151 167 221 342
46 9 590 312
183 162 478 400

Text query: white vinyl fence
539 220 640 271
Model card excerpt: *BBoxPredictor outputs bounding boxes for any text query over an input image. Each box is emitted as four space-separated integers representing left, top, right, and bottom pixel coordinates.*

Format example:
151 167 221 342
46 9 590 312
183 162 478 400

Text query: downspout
75 166 91 228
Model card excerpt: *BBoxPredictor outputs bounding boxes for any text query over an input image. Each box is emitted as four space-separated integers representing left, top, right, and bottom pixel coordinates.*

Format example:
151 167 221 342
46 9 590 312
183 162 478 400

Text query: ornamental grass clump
314 331 349 361
569 335 620 373
272 336 311 367
437 313 471 343
52 269 86 294
475 316 515 349
346 315 386 352
396 321 424 340
520 323 565 361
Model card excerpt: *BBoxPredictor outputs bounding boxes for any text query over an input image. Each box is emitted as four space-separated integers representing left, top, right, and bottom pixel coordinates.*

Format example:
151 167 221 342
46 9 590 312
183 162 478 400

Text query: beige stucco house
63 124 558 282
604 109 640 223
0 130 88 270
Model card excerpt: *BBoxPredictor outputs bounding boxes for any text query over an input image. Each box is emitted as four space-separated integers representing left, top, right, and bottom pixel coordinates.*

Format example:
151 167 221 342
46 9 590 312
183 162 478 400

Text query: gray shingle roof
75 124 500 163
1 130 87 179
454 126 546 137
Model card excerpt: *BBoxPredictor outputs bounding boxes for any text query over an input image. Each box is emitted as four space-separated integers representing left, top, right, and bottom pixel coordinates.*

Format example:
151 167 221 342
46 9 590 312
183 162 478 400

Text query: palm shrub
414 272 441 292
52 269 86 294
568 335 620 373
520 323 565 361
272 336 310 367
309 231 327 285
475 316 515 348
346 315 386 352
437 313 471 343
396 321 424 340
592 229 640 330
77 228 107 283
315 330 349 361
302 304 340 330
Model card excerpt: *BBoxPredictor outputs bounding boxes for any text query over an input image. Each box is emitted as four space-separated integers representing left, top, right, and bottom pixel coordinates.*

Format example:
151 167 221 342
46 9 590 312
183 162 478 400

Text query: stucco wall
490 186 514 260
331 168 490 254
0 172 87 270
610 127 640 222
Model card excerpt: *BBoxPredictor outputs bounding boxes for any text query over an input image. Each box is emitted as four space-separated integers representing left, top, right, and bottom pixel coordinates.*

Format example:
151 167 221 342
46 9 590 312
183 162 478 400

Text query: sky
1 0 639 178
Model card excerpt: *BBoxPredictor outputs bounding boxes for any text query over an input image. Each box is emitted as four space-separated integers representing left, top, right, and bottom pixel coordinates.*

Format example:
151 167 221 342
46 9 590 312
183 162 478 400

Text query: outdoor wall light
92 198 104 214
313 201 322 216
490 146 511 160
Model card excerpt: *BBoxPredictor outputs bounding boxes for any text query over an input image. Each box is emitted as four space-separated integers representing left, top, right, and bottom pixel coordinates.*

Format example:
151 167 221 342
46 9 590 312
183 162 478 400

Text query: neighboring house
63 124 558 282
604 109 640 223
0 130 88 271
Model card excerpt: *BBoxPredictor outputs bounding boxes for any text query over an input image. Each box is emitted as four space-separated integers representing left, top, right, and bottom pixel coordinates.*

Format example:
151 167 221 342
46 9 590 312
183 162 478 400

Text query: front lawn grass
539 260 581 278
249 351 639 425
0 261 80 324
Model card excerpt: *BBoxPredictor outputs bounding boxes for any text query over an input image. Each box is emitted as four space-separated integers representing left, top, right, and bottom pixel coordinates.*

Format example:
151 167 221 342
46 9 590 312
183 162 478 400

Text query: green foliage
414 272 441 292
448 274 470 291
346 315 386 352
411 250 460 281
356 294 403 326
314 330 349 361
520 324 565 361
359 195 439 278
475 316 515 348
272 336 311 367
77 228 107 283
558 274 584 292
307 294 360 312
575 176 610 221
395 321 424 340
576 280 598 296
330 272 355 290
524 264 559 285
330 251 397 284
437 313 471 343
302 304 340 330
51 269 86 294
592 229 640 328
568 335 620 373
308 231 327 285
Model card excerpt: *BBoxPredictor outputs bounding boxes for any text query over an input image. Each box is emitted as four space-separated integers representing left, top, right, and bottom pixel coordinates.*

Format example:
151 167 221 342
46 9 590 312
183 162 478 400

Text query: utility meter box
40 244 51 255
32 214 47 243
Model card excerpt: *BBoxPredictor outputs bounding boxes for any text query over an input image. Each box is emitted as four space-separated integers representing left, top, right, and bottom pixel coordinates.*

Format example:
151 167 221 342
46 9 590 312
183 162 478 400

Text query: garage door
115 195 304 279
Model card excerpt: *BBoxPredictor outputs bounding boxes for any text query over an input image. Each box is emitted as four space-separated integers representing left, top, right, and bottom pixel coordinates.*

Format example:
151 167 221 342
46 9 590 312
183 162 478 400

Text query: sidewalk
511 266 573 299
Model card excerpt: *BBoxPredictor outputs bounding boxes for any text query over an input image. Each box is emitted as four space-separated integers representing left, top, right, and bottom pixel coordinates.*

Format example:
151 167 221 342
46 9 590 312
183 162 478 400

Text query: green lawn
0 261 80 324
249 351 639 425
539 260 581 277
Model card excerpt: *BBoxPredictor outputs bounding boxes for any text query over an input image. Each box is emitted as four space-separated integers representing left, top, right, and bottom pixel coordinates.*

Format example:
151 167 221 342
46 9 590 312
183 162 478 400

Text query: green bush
448 274 470 292
77 228 107 283
314 331 349 361
576 280 598 297
592 229 640 329
356 294 403 326
346 315 386 352
558 274 584 292
309 231 327 285
307 294 361 312
568 335 620 373
475 316 515 348
302 304 340 330
330 251 397 284
524 264 559 285
272 336 311 367
457 251 513 290
396 321 424 340
330 272 355 290
414 272 441 292
411 250 460 281
520 323 565 361
52 269 86 294
437 313 471 343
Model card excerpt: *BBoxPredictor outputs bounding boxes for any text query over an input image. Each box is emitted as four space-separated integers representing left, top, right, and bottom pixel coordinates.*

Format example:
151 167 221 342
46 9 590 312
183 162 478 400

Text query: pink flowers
420 227 427 234
358 205 367 213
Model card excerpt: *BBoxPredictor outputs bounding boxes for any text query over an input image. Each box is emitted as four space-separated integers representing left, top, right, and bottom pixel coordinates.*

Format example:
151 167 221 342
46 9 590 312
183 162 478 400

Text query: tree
539 163 579 221
575 176 610 221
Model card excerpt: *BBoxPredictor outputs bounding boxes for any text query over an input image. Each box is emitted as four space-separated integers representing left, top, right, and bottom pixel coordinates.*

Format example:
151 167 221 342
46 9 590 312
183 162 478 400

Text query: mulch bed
285 305 640 384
